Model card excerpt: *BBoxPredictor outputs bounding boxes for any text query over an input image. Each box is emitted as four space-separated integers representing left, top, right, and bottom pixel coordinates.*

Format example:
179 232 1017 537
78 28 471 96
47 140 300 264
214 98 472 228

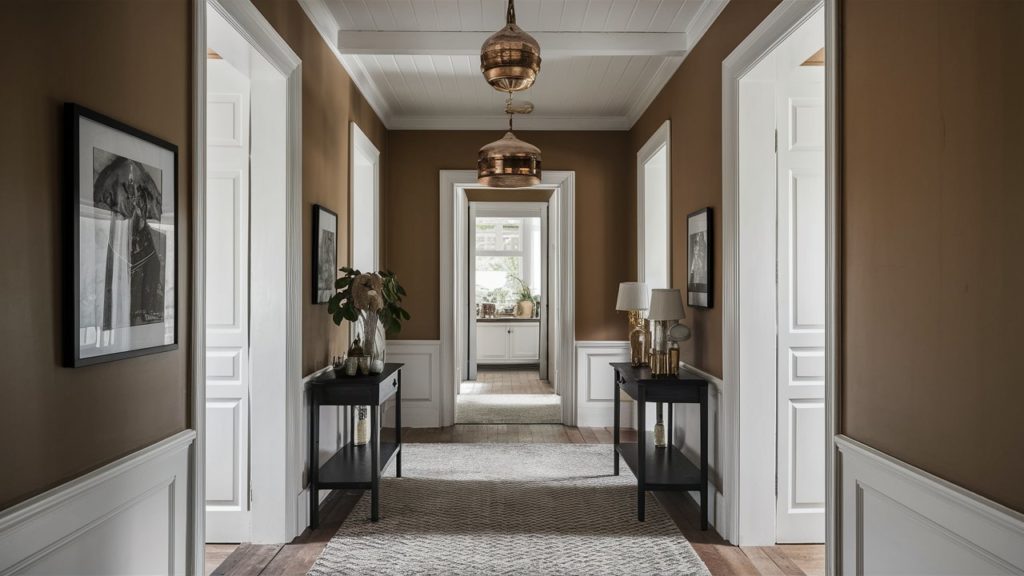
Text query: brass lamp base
627 310 650 367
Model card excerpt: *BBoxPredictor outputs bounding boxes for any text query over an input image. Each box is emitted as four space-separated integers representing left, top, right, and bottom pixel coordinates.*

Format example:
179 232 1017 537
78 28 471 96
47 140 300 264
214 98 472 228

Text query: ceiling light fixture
480 0 541 93
477 1 543 188
477 97 542 188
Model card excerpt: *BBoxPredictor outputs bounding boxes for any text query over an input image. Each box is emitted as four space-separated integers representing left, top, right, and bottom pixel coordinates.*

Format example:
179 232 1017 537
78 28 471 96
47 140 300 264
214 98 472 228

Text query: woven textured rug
456 394 562 424
308 443 710 576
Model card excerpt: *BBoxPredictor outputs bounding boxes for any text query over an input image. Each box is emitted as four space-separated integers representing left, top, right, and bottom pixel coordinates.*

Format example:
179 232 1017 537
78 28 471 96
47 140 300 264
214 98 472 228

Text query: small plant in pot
327 267 410 375
512 276 534 319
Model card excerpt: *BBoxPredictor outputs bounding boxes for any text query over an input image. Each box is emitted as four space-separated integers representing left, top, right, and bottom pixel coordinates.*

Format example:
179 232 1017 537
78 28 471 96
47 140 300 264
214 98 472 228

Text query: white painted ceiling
299 0 729 130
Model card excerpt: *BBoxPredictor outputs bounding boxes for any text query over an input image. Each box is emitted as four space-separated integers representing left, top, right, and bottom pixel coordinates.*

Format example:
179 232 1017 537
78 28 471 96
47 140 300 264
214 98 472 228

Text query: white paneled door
774 7 825 544
206 59 251 543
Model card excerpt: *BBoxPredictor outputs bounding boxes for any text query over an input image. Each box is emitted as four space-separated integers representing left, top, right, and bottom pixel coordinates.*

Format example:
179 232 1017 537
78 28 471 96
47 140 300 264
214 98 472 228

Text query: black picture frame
312 204 338 304
64 103 179 367
686 207 712 308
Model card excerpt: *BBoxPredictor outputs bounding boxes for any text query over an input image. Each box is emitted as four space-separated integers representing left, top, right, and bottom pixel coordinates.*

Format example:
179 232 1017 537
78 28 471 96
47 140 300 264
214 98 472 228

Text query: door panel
206 59 251 543
775 7 825 544
509 324 540 360
477 324 509 362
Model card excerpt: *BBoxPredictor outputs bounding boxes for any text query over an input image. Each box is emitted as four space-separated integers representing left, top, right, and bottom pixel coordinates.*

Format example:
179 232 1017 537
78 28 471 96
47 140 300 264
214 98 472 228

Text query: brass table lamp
615 282 650 367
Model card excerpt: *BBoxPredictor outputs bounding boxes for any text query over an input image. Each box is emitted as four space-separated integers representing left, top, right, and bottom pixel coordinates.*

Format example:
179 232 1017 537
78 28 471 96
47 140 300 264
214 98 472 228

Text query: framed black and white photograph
686 207 712 308
65 104 178 367
312 204 338 304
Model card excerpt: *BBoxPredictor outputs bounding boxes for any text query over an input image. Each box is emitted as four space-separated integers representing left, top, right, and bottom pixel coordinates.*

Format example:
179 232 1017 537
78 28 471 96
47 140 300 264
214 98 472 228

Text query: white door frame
440 171 576 427
192 0 302 568
350 121 380 272
721 0 839 566
637 119 672 289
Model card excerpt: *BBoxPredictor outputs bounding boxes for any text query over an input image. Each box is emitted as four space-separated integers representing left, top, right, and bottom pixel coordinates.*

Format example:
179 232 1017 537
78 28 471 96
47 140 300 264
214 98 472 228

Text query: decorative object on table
615 282 650 367
332 355 346 378
686 208 712 308
345 337 362 377
512 276 534 318
64 103 178 367
654 403 667 448
648 288 686 377
480 0 541 93
312 204 338 304
354 405 370 446
667 323 691 372
327 268 410 375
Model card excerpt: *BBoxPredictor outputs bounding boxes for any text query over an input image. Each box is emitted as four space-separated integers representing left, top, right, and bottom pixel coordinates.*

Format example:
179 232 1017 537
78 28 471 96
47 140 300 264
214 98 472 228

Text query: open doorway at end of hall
457 197 560 425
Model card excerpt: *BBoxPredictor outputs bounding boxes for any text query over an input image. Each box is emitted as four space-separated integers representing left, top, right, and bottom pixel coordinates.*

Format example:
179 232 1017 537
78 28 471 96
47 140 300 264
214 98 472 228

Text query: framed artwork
686 207 712 308
65 103 178 367
313 204 338 304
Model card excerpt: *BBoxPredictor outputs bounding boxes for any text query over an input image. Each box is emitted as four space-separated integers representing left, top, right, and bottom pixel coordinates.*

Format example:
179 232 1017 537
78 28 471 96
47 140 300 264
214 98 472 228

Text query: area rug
456 393 562 424
308 443 710 576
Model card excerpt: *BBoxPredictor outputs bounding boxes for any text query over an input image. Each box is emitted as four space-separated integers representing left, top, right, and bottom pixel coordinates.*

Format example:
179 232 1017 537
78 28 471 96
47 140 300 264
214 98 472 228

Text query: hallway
456 368 562 424
207 425 824 576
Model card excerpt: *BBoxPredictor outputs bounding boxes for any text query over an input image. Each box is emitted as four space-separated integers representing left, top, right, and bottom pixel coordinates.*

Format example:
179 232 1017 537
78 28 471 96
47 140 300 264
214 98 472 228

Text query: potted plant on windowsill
513 276 534 319
327 267 410 374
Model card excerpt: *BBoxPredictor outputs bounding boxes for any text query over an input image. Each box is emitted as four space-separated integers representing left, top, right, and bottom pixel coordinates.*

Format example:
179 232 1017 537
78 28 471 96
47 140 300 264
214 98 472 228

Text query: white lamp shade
615 282 649 311
648 288 686 321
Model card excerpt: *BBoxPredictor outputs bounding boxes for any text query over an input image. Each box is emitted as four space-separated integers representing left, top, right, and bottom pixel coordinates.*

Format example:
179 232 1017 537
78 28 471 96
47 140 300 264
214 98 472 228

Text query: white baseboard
574 341 631 428
838 435 1024 575
0 430 195 575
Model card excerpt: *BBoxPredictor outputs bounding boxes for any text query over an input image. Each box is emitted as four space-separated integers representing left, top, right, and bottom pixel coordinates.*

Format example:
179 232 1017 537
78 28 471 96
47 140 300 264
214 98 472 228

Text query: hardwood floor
207 425 824 575
459 367 554 394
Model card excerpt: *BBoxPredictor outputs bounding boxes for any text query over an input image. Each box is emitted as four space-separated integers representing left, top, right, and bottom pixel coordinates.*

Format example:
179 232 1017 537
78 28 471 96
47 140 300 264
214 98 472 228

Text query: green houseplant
327 267 410 373
512 275 534 318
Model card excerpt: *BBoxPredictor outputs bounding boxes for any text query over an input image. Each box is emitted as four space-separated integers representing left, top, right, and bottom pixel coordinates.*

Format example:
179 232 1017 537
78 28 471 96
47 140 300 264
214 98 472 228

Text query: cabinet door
509 324 540 361
477 324 509 362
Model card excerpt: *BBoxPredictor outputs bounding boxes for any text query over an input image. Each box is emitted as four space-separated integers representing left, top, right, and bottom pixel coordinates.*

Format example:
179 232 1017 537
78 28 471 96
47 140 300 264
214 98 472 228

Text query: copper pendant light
477 98 542 188
480 0 541 93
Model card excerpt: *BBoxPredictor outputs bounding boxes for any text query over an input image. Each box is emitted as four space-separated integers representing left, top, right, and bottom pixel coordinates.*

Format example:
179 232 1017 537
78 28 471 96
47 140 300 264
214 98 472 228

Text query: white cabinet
476 321 540 364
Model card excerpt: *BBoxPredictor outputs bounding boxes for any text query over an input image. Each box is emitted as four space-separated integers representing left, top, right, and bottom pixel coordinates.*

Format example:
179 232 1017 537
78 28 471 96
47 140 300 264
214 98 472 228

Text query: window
475 217 541 312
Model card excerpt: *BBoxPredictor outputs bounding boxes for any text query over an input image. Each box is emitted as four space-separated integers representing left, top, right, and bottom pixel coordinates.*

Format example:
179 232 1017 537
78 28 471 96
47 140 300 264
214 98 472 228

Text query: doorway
725 2 828 547
459 202 557 424
202 0 299 547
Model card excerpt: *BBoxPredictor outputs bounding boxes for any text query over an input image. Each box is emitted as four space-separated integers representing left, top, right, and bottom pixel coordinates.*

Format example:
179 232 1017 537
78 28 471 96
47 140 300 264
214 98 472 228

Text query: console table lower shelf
616 434 703 490
318 441 401 489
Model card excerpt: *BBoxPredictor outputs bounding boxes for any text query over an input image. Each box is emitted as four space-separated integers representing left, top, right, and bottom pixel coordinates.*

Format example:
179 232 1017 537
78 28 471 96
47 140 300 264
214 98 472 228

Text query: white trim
389 114 633 132
296 0 392 124
624 56 685 129
721 0 830 548
823 1 841 572
440 171 576 427
350 120 381 273
195 0 304 556
0 431 195 574
837 435 1024 574
388 340 443 428
636 119 672 288
574 341 630 428
336 31 689 57
189 2 207 572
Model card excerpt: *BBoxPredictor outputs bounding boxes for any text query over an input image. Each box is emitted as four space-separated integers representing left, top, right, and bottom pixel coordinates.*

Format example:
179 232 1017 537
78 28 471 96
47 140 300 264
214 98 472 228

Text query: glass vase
356 310 386 374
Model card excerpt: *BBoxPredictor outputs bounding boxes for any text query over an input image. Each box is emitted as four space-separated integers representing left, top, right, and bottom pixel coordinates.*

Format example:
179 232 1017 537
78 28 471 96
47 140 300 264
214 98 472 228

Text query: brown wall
385 130 630 341
841 0 1024 512
0 0 191 510
629 0 781 377
254 0 388 375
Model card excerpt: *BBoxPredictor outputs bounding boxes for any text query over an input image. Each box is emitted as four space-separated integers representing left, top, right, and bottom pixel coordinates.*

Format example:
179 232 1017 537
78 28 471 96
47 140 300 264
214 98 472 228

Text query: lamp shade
648 288 686 321
615 282 649 311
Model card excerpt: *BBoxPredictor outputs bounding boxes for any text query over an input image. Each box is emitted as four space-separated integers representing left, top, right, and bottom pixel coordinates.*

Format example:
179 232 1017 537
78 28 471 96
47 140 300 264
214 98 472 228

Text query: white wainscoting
387 340 442 428
676 362 725 536
575 342 631 427
0 430 195 575
838 435 1024 575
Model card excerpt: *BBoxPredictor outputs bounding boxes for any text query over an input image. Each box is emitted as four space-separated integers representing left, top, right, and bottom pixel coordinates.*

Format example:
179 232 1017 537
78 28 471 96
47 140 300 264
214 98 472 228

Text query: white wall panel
0 431 194 575
839 436 1024 575
575 342 631 427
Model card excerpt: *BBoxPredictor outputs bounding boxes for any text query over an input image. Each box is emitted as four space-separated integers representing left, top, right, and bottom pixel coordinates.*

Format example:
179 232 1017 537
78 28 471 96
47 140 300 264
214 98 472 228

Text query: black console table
307 363 403 527
611 362 709 529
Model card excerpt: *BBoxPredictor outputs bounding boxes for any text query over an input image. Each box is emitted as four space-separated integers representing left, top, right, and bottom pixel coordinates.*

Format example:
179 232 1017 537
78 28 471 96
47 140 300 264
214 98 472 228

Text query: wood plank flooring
208 425 824 576
459 367 554 394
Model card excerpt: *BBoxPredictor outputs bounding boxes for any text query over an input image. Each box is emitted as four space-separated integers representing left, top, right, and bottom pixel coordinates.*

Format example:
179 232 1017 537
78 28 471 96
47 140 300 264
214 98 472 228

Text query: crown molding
389 114 631 131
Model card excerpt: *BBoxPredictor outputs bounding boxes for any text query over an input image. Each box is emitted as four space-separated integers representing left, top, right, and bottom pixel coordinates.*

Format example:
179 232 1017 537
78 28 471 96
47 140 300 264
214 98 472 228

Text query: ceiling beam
336 31 689 57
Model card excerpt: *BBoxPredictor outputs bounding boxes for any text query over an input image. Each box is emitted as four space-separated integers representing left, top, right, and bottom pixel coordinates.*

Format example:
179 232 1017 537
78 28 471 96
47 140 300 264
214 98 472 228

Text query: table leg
700 386 709 530
371 403 380 522
637 388 646 522
396 370 402 478
613 371 620 476
308 391 319 529
349 405 354 443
